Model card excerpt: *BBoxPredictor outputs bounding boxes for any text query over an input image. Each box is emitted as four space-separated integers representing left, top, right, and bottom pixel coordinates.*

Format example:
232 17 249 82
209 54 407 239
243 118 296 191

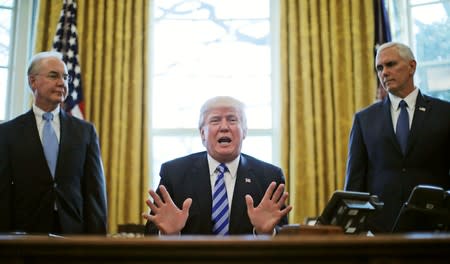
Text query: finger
142 212 149 220
279 205 293 216
146 199 159 213
149 189 164 206
245 194 254 211
159 185 175 205
271 183 285 202
142 212 151 220
276 192 289 208
262 182 277 201
142 212 156 222
182 198 193 214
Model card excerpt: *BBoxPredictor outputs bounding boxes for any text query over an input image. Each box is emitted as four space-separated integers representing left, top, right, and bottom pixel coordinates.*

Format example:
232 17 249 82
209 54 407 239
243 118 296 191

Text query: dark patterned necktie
212 163 229 235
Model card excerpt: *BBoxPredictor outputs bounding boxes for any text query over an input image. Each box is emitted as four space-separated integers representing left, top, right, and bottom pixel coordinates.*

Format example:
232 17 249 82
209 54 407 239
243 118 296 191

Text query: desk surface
1 233 450 263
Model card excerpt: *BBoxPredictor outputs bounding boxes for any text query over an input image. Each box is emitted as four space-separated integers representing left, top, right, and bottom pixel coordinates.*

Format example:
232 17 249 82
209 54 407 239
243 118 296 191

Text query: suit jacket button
401 168 406 172
53 183 57 188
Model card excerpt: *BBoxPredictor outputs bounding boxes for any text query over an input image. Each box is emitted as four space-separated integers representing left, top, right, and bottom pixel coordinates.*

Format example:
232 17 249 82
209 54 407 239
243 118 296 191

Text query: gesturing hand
245 182 292 234
142 185 192 235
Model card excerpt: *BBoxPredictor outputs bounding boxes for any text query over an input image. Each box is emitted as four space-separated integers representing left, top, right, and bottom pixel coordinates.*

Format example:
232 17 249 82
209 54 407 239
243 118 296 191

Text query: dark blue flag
374 0 392 100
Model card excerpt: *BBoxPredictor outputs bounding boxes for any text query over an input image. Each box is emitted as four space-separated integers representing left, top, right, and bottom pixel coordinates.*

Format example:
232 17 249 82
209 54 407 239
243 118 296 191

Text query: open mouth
218 137 231 144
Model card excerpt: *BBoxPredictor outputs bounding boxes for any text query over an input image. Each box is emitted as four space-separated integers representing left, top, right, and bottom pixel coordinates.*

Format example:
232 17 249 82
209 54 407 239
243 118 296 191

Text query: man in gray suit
143 96 292 235
0 51 107 235
344 42 450 233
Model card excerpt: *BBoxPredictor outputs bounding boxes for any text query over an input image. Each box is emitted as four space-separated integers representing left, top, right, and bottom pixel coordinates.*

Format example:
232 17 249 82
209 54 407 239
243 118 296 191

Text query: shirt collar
207 154 240 179
388 87 419 111
33 104 61 120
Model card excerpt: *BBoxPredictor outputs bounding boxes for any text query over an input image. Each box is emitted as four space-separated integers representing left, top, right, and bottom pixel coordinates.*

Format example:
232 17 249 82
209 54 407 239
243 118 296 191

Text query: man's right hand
142 185 192 235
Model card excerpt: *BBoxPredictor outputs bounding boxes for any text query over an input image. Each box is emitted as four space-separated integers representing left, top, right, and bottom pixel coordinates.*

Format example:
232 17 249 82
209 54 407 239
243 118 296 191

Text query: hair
376 42 415 64
27 51 64 76
198 96 247 131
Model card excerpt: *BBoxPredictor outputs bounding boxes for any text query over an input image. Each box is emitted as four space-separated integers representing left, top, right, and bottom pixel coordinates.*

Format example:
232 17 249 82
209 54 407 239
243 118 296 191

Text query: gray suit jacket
145 151 289 234
0 109 107 234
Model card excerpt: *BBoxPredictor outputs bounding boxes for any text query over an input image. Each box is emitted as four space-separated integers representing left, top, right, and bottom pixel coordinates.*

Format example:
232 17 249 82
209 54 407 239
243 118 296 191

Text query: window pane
389 0 450 101
410 0 440 4
0 2 12 121
0 0 13 8
152 76 272 129
152 3 271 127
0 8 12 66
410 1 450 99
0 68 7 119
154 0 269 19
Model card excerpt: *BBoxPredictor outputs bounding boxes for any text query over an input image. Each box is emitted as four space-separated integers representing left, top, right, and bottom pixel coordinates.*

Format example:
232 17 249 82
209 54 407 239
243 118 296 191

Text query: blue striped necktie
42 112 59 177
396 100 409 155
212 163 229 235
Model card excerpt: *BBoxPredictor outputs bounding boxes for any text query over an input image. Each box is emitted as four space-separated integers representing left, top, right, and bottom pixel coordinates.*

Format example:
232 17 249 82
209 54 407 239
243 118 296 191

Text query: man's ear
200 127 206 145
28 75 36 92
409 60 417 75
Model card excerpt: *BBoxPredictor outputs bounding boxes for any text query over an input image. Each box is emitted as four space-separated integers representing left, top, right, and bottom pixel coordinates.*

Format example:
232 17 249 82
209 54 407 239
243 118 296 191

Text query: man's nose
219 119 230 130
55 78 66 87
381 67 390 77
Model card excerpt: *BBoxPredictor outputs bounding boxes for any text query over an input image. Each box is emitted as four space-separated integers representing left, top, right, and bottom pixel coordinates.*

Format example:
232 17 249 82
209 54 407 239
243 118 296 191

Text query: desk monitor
316 190 383 234
392 185 450 233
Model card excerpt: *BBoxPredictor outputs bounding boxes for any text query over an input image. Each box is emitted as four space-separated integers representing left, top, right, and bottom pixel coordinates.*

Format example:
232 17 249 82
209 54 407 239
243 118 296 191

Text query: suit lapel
229 155 260 233
21 110 54 180
189 153 213 228
21 110 41 149
56 111 71 179
383 98 403 154
407 92 430 154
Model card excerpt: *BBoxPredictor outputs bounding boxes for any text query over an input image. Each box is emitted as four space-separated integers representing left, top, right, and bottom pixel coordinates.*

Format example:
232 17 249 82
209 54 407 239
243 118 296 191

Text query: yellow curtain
35 0 150 234
280 0 376 224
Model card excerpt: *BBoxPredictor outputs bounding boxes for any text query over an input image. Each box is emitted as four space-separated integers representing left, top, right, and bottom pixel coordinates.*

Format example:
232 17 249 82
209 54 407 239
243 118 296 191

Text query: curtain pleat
280 0 376 224
35 0 149 234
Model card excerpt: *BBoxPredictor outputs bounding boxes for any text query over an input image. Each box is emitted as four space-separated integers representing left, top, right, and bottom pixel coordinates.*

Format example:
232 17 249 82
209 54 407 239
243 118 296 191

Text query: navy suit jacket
145 151 289 235
0 109 107 234
344 91 450 233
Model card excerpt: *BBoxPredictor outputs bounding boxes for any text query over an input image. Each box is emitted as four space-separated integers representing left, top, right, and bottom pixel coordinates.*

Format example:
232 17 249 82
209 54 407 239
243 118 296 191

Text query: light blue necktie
212 163 229 235
396 100 409 155
42 112 59 177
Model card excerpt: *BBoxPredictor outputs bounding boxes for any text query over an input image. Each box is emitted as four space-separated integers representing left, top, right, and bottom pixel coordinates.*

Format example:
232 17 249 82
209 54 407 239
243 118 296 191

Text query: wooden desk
1 233 449 263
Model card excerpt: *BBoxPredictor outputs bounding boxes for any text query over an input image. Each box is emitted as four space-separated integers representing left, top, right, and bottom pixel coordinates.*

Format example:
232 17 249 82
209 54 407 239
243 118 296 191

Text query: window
149 0 280 188
388 0 450 100
0 0 14 121
0 0 37 122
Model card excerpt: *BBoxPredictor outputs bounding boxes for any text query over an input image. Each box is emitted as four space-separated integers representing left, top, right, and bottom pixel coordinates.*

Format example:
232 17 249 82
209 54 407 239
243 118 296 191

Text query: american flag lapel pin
245 178 251 183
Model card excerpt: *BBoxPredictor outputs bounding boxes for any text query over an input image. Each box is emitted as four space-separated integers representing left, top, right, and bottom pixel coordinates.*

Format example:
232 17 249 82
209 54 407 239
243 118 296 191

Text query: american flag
52 0 84 119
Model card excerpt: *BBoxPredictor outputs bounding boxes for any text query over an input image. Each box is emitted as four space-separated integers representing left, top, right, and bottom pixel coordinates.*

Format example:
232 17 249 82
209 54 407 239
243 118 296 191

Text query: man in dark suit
0 51 107 235
143 96 292 235
344 42 450 233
